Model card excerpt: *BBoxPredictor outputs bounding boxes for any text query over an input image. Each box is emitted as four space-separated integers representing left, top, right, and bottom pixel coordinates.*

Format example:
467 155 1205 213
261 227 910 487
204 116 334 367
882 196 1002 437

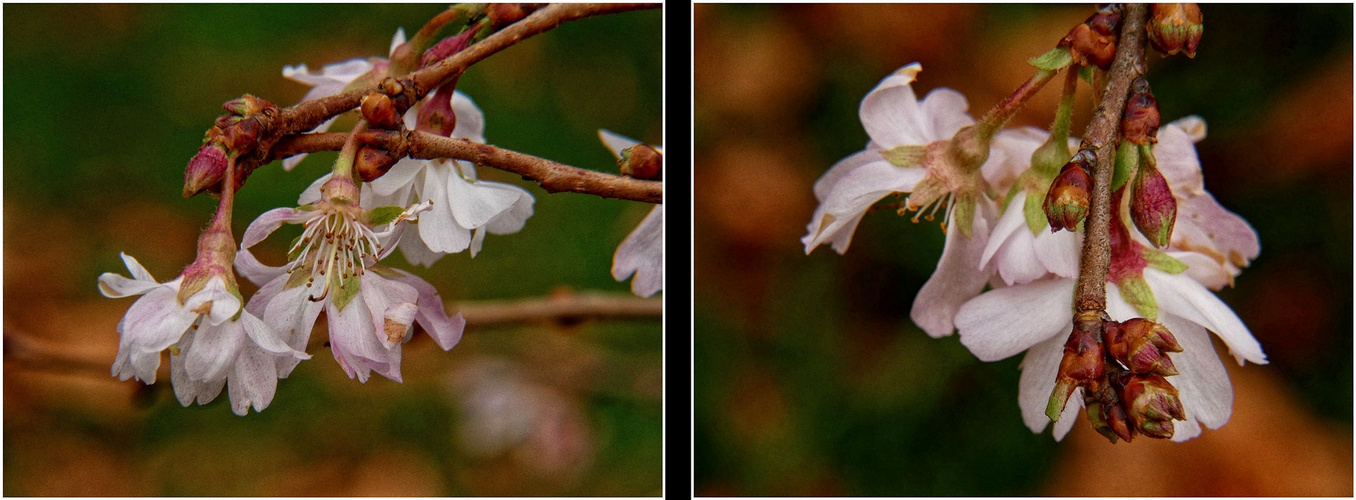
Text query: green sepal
954 193 976 239
364 206 405 226
1024 187 1050 235
1117 274 1158 321
1142 248 1188 274
881 145 927 167
330 273 363 311
1112 142 1137 192
1000 182 1021 212
1028 47 1074 71
284 263 311 290
1079 66 1096 86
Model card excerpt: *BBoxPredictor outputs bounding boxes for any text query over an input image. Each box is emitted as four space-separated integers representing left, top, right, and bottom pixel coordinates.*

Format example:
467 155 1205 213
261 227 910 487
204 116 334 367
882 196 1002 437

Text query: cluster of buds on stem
1061 4 1122 70
184 94 277 197
1043 148 1095 232
355 93 403 182
1049 315 1187 442
1121 77 1177 247
1148 3 1203 58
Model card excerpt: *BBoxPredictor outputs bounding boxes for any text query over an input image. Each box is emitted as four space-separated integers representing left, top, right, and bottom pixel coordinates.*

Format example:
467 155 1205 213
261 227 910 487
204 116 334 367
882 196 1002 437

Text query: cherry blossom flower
237 175 465 383
598 129 663 297
281 29 406 170
954 268 1266 442
978 127 1084 286
99 252 309 415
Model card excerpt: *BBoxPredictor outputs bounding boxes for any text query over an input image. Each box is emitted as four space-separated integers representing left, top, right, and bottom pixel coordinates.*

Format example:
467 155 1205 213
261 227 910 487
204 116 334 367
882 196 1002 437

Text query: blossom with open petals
954 269 1266 442
99 253 308 415
599 129 663 297
238 176 465 382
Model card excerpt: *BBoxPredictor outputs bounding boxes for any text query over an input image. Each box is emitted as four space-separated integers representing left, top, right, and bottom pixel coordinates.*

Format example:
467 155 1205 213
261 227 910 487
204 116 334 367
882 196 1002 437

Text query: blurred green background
4 4 661 496
694 4 1351 496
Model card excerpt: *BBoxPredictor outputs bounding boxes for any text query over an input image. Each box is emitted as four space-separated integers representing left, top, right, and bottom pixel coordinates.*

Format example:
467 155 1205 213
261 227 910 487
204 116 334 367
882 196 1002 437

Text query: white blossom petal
1146 269 1266 365
450 91 485 143
917 88 974 141
911 205 997 339
446 174 525 230
359 272 419 350
803 157 925 254
1017 330 1073 434
416 165 472 253
1158 314 1234 437
183 319 246 382
390 269 466 351
234 248 286 288
954 277 1074 360
228 346 279 416
860 63 931 147
1032 229 1081 280
242 207 307 250
613 205 663 297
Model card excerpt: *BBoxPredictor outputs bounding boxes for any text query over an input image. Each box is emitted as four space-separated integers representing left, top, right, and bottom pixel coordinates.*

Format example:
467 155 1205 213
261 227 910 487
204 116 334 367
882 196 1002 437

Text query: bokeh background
4 4 662 496
695 4 1351 496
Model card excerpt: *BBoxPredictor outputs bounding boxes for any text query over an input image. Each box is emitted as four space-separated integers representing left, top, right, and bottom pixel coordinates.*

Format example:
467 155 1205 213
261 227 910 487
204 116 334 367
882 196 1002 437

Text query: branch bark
451 291 663 328
1073 3 1149 316
270 131 663 204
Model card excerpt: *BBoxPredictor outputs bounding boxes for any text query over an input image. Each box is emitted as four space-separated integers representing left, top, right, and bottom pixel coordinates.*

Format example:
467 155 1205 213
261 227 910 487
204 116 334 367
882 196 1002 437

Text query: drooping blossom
237 174 465 382
802 63 1006 338
599 129 663 297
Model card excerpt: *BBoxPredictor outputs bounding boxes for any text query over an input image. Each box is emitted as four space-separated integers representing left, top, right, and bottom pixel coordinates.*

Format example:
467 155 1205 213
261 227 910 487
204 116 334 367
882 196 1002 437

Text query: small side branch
451 291 663 328
270 131 664 204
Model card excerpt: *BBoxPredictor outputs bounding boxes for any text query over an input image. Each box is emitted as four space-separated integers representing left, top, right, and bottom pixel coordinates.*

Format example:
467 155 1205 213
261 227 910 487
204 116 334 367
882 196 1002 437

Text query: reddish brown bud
1131 163 1177 247
221 116 261 156
1104 318 1182 376
361 92 401 130
419 29 476 68
1122 77 1161 146
1043 150 1095 232
416 81 459 137
1047 316 1106 421
184 142 229 198
354 146 400 182
487 3 540 29
1061 11 1119 70
619 144 663 180
1149 4 1203 58
1122 374 1186 439
1084 385 1135 443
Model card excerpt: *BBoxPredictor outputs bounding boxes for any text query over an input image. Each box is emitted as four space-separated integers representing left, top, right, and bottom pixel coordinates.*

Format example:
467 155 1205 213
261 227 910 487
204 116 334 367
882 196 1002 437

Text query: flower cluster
804 62 1264 442
101 21 660 415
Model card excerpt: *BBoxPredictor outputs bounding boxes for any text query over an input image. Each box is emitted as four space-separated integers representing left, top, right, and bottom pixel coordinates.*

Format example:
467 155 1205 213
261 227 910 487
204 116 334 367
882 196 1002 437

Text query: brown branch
1073 3 1148 316
234 3 659 181
451 291 663 328
270 131 664 204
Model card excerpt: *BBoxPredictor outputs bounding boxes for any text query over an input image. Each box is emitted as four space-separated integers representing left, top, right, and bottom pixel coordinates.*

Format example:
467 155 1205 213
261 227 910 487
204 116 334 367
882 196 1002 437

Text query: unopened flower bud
361 92 401 130
1131 163 1176 247
419 29 476 68
619 144 662 180
1103 318 1182 376
222 94 274 116
1061 10 1120 70
355 146 400 183
1043 150 1094 232
1122 374 1186 439
1047 317 1106 421
221 116 262 156
1084 385 1135 443
487 3 541 29
1148 4 1203 58
1122 77 1161 146
416 81 459 137
184 142 229 198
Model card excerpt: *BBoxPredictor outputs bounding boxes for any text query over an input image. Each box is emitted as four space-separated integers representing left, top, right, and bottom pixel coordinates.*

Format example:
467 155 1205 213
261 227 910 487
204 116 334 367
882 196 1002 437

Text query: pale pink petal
97 272 161 298
1032 229 1081 280
484 191 534 235
1155 117 1207 194
360 272 419 349
390 269 466 351
598 129 642 159
183 319 246 382
446 174 525 230
954 277 1074 359
978 192 1028 271
228 345 279 416
119 252 157 283
995 231 1045 286
812 148 882 201
1146 269 1267 365
182 277 240 326
242 207 308 250
1175 193 1260 266
326 298 401 383
121 286 198 357
981 127 1045 191
261 278 325 377
613 205 663 297
803 158 925 254
449 90 486 143
1017 330 1073 434
417 166 472 253
918 88 974 141
1169 250 1230 290
234 248 286 288
911 205 998 339
859 63 932 147
170 334 226 406
241 311 309 359
297 173 331 205
397 231 445 267
369 158 424 197
1157 314 1233 439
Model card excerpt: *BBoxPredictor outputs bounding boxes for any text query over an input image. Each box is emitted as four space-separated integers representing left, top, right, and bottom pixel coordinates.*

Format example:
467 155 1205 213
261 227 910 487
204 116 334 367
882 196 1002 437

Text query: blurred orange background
694 4 1351 496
